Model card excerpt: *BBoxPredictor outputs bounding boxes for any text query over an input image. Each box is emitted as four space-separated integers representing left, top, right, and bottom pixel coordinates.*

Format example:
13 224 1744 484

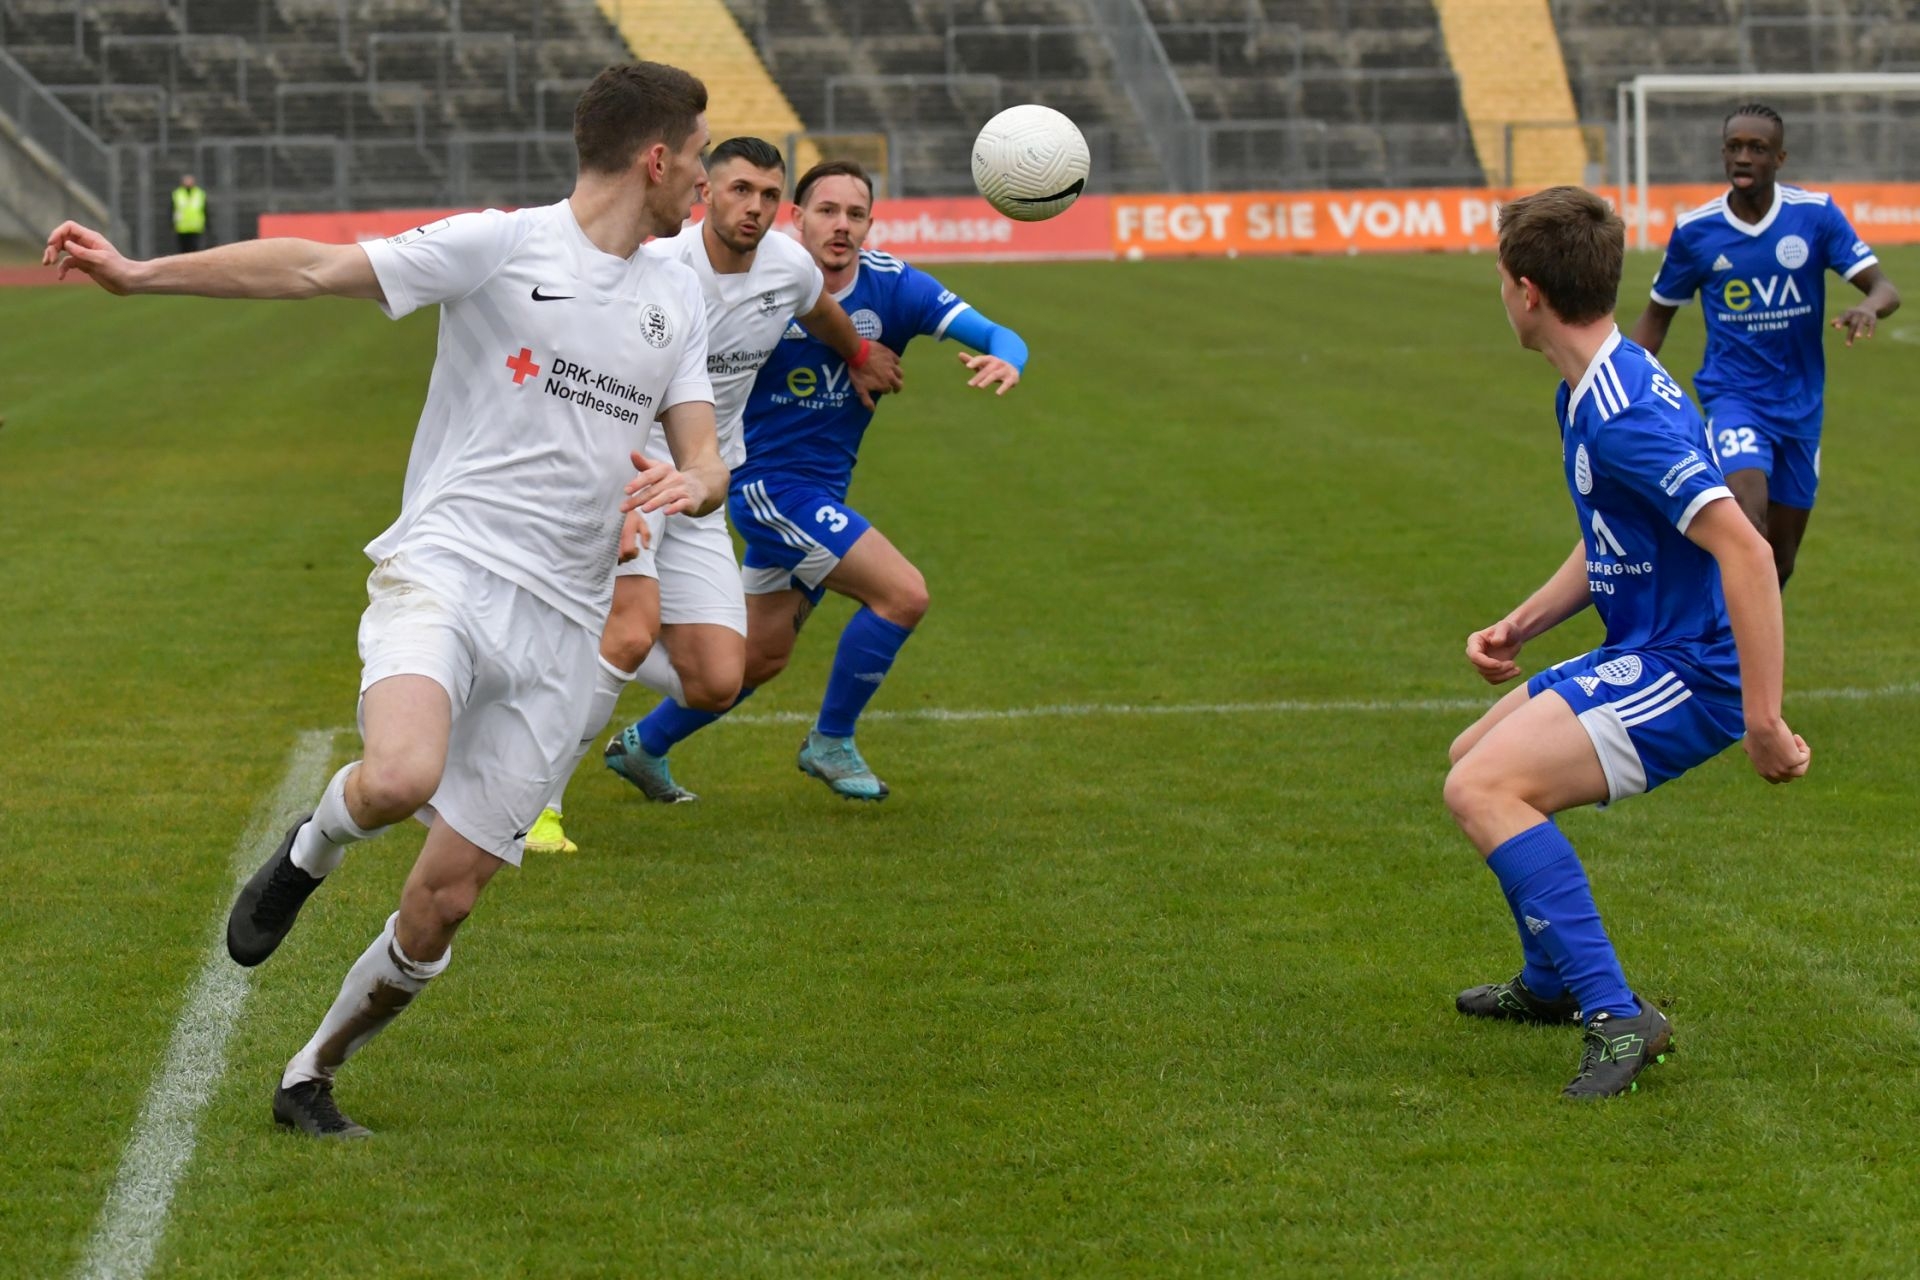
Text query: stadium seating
1552 0 1920 183
1143 0 1483 188
1431 0 1585 188
0 0 629 251
726 0 1485 192
593 0 815 171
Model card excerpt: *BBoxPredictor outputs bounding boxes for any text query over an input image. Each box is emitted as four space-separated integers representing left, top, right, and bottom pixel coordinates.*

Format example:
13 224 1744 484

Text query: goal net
1617 72 1920 248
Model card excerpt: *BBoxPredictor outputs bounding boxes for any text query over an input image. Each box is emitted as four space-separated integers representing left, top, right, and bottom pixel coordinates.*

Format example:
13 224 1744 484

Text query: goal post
1619 72 1920 249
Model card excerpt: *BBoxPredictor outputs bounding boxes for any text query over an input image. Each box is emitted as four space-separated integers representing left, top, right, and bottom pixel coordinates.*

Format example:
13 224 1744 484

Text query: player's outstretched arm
943 308 1029 396
799 292 902 410
1464 540 1591 685
43 222 384 302
1832 264 1901 346
1627 301 1679 356
1686 497 1810 783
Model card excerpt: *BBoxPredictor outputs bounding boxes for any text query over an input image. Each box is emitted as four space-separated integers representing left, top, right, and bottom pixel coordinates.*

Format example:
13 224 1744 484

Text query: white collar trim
1721 184 1783 237
1567 327 1624 420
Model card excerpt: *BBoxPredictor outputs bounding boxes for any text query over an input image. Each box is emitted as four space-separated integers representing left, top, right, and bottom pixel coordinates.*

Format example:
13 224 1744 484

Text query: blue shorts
1528 650 1744 803
1705 400 1822 509
729 476 872 605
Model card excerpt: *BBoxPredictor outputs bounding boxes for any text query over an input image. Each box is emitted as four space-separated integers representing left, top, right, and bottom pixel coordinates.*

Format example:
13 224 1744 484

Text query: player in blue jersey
1449 187 1809 1098
603 158 1030 801
1630 104 1900 585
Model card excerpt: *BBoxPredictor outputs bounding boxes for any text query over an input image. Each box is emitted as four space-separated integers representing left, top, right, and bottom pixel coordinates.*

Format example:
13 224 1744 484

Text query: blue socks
1485 822 1637 1019
816 608 913 738
635 686 753 758
630 607 912 755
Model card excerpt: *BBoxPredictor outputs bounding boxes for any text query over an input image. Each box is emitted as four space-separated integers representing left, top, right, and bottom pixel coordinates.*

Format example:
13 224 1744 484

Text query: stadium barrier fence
260 181 1920 263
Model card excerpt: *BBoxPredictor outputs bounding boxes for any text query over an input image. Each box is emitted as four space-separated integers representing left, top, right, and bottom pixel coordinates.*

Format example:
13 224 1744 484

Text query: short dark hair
795 159 874 208
1497 186 1623 325
1724 102 1785 140
573 62 707 175
708 136 785 175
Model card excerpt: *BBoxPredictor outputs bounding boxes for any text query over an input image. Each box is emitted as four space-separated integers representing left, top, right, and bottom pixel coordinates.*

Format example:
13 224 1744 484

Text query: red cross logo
505 346 540 385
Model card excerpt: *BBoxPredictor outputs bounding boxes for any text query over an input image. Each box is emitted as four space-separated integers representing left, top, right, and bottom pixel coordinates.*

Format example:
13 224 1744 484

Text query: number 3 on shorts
814 504 850 534
1717 426 1759 458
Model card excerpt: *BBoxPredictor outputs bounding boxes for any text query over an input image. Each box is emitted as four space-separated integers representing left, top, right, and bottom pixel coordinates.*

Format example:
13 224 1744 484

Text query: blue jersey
1650 185 1877 436
738 248 971 496
1555 332 1741 694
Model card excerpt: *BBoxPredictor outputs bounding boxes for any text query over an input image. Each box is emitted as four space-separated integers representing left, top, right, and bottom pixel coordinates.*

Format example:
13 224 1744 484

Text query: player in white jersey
530 136 903 846
43 63 724 1137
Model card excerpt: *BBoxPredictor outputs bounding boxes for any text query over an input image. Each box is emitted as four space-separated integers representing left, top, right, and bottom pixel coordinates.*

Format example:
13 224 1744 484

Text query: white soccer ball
971 104 1091 222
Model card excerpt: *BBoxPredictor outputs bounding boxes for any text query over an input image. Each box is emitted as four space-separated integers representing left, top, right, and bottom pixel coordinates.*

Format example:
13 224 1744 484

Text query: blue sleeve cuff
942 306 1029 372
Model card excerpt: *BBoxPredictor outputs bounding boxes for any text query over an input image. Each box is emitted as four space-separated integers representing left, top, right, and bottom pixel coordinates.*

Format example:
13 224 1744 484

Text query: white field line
76 730 335 1280
721 680 1920 726
71 677 1919 1271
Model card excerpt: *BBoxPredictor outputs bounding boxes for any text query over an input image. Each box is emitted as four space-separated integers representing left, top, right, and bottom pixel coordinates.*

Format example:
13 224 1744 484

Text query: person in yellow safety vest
171 175 207 253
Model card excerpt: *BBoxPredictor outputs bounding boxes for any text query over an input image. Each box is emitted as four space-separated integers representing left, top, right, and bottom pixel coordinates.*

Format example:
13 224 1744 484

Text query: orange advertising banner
1108 182 1920 257
257 181 1920 263
259 195 1114 263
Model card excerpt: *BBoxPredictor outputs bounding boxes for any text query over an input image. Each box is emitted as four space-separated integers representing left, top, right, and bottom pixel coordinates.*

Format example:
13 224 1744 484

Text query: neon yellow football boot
523 807 578 854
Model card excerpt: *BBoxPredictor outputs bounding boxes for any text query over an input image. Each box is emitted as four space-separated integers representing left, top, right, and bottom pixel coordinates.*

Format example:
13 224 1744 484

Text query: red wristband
850 337 871 369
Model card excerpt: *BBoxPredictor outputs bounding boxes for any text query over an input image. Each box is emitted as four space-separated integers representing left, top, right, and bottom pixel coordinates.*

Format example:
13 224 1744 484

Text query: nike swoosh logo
531 287 574 302
1008 178 1086 205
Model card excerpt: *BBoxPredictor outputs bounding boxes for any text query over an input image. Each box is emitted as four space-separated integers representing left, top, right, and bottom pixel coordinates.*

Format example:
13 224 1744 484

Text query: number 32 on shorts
814 504 850 534
1716 425 1760 458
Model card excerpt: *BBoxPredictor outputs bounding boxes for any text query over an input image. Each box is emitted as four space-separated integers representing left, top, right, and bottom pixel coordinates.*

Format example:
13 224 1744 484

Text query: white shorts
356 544 599 866
611 505 747 634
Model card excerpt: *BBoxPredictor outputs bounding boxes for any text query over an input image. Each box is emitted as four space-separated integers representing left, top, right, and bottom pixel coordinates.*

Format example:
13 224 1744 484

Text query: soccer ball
971 105 1091 222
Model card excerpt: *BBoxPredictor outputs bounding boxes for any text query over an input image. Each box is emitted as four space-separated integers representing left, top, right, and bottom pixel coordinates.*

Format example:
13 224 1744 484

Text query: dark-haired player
1629 103 1901 585
530 136 901 849
1448 186 1808 1098
605 159 1031 802
48 62 725 1135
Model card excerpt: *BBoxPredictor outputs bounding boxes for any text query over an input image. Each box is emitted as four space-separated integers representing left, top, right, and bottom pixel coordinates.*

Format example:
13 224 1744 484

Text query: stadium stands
726 0 1485 193
7 0 1916 247
0 0 630 252
1432 0 1585 187
1553 0 1920 184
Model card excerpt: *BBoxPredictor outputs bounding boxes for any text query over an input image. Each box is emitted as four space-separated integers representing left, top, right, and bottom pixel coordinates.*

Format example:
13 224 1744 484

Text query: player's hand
958 351 1020 396
1743 716 1811 783
616 508 655 563
621 450 709 519
1832 305 1878 346
848 343 903 410
1465 620 1525 685
43 221 143 294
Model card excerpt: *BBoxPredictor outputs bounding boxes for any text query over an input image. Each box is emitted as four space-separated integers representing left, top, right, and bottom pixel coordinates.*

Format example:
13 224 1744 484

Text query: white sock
546 655 635 814
290 763 384 877
281 912 450 1088
632 642 687 706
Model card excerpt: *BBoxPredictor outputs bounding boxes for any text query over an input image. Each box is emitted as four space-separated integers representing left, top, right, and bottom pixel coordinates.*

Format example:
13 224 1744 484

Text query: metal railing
273 81 427 145
97 34 258 100
1197 119 1330 191
824 73 1001 132
1080 0 1205 192
42 82 170 151
367 31 518 103
0 43 117 215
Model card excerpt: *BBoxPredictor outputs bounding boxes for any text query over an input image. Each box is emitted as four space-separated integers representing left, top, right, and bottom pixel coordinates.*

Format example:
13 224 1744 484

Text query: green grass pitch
3 248 1919 1277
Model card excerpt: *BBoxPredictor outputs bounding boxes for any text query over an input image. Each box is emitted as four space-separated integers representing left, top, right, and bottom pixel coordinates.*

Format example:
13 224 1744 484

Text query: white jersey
360 201 712 630
641 221 823 468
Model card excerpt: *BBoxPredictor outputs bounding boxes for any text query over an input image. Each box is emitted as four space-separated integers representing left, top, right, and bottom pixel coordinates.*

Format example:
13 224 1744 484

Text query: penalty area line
721 680 1920 726
75 729 337 1280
